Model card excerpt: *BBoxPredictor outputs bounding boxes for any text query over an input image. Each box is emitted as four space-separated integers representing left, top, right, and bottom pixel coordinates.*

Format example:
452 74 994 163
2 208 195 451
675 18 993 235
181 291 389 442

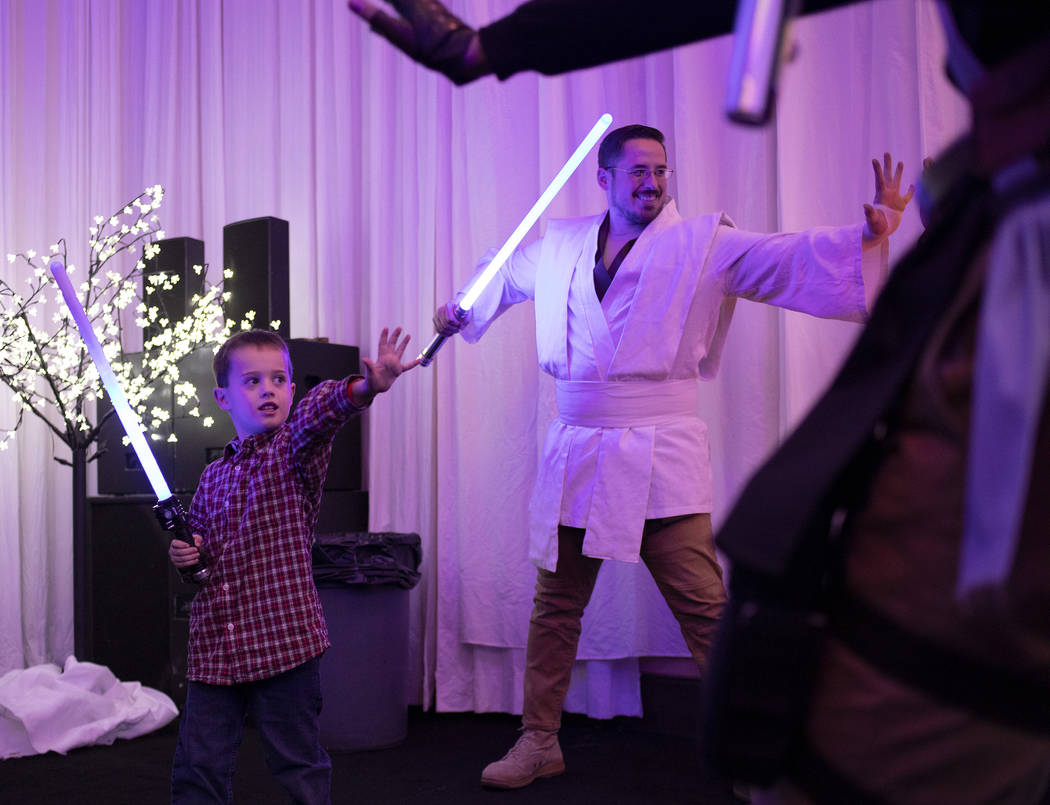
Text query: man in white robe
434 124 913 790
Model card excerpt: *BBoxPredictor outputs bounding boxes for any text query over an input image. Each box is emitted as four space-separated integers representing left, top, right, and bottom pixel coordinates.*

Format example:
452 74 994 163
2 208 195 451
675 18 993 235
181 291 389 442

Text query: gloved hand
347 0 488 85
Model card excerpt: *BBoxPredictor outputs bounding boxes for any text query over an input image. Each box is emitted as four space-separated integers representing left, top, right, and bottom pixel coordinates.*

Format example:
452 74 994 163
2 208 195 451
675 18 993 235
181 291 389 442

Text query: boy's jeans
171 656 331 804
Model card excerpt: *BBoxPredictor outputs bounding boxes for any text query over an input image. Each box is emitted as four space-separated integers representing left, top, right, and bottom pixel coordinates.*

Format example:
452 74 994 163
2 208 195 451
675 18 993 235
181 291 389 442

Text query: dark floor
0 707 737 804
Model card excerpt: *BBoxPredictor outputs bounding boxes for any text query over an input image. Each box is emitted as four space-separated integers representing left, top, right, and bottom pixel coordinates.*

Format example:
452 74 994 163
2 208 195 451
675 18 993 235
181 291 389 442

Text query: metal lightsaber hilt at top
417 112 614 367
47 259 210 584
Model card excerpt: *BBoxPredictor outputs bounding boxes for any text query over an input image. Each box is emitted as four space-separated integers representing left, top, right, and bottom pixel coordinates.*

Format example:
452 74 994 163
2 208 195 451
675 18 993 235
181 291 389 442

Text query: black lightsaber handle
419 304 467 367
418 332 449 366
154 495 210 584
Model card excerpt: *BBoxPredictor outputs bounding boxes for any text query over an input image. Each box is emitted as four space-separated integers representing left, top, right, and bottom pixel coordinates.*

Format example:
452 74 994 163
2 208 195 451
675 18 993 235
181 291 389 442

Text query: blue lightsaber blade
418 112 614 366
49 259 209 583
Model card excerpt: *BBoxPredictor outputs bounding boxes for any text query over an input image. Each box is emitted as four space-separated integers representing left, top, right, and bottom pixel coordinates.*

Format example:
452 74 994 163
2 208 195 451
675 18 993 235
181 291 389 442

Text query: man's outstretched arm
348 0 489 84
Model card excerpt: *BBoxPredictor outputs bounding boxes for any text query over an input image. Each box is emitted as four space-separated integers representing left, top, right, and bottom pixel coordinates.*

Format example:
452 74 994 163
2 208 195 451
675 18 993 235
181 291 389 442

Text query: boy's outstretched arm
350 326 421 407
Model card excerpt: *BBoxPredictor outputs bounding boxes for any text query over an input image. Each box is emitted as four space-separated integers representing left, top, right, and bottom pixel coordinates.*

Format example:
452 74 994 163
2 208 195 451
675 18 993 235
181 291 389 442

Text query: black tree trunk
71 441 92 661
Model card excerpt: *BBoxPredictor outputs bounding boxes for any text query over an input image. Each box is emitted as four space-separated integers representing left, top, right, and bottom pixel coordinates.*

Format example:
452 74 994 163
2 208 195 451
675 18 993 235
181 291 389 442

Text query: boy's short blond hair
213 330 292 387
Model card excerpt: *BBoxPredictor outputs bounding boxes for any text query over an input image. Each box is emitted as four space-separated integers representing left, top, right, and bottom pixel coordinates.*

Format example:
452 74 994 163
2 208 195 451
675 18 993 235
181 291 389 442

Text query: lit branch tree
0 186 246 638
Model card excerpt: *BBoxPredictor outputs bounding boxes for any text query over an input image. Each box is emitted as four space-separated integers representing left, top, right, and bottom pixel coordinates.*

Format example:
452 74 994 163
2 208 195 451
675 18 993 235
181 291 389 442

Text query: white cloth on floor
0 656 177 758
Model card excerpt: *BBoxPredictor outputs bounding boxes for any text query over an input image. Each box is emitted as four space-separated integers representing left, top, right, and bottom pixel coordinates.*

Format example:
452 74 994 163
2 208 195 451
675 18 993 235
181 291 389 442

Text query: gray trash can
312 531 422 752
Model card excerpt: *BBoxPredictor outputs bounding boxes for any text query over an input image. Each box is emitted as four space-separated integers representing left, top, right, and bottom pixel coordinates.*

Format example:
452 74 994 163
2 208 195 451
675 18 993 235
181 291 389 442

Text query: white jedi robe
461 199 884 571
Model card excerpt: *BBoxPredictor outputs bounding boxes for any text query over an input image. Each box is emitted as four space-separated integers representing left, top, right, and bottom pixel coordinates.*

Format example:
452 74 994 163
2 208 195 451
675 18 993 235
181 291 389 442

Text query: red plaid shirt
186 377 365 684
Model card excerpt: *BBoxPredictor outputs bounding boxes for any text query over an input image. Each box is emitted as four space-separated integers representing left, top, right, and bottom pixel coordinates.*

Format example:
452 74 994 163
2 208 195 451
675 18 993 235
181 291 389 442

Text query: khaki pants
522 513 726 731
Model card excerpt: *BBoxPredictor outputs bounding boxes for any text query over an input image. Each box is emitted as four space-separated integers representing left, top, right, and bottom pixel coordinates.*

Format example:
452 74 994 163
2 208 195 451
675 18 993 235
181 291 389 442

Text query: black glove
365 0 480 85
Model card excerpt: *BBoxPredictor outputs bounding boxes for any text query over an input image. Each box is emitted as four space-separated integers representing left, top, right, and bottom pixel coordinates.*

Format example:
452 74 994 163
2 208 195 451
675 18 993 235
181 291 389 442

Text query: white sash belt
555 379 699 426
529 379 699 571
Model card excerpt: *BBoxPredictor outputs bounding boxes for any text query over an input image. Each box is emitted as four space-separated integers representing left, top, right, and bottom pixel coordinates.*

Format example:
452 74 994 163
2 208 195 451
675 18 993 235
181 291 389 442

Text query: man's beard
620 193 667 226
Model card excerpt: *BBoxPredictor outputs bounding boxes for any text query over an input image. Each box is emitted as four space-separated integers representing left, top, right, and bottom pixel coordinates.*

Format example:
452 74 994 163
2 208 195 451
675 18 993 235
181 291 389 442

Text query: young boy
168 326 419 804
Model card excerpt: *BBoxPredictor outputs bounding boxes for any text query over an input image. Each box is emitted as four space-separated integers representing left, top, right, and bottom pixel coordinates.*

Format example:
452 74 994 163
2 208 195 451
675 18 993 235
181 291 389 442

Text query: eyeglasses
602 167 675 180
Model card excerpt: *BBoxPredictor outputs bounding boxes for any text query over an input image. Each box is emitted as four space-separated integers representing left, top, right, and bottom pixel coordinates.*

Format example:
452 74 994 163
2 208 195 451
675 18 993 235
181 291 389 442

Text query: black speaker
94 353 182 495
169 348 238 492
167 543 199 708
223 217 290 339
288 339 363 491
315 489 369 534
143 237 206 344
83 495 189 702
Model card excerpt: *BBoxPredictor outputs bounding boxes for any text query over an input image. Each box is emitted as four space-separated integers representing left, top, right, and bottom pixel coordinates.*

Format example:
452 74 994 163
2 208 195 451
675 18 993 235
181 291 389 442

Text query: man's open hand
864 152 914 241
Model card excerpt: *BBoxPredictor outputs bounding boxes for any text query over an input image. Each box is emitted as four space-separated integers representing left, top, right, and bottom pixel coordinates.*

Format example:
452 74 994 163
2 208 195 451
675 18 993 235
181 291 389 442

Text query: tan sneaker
480 729 565 789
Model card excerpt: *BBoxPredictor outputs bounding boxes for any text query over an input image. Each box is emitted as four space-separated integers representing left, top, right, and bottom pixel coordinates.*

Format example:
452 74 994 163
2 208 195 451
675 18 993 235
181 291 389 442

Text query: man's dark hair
213 329 292 387
598 124 666 168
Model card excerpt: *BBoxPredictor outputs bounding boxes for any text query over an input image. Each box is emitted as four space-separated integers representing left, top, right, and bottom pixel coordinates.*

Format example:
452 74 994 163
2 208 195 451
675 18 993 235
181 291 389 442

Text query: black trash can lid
312 531 422 590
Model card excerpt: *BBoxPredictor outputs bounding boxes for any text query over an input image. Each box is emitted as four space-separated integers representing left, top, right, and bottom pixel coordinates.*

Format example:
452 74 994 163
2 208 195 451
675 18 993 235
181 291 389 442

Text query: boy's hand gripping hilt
154 496 210 584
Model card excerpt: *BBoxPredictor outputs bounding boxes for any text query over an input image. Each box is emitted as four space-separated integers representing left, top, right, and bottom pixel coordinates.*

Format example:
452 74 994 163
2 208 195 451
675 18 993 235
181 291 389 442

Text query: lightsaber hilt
725 0 799 126
154 496 210 584
418 304 467 366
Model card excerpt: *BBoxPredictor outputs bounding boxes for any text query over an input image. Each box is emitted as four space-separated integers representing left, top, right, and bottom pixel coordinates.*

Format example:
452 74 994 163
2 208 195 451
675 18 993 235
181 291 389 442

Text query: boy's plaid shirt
186 377 365 684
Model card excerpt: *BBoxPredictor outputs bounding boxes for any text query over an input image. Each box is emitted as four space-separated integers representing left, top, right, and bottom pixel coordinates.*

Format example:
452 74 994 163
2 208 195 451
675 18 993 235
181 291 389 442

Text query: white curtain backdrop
0 0 967 718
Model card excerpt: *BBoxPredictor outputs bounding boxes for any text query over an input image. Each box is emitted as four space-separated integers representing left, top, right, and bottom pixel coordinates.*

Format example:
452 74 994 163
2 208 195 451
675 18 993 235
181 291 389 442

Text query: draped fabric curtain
0 0 966 718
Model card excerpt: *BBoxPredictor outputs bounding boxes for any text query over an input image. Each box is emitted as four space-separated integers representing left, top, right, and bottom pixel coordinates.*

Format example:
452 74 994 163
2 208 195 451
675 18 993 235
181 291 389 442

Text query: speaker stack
222 216 290 338
85 221 367 705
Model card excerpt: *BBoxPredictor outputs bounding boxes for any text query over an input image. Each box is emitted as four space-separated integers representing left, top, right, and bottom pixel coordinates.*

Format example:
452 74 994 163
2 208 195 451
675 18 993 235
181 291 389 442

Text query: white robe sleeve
706 222 872 322
458 238 543 343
